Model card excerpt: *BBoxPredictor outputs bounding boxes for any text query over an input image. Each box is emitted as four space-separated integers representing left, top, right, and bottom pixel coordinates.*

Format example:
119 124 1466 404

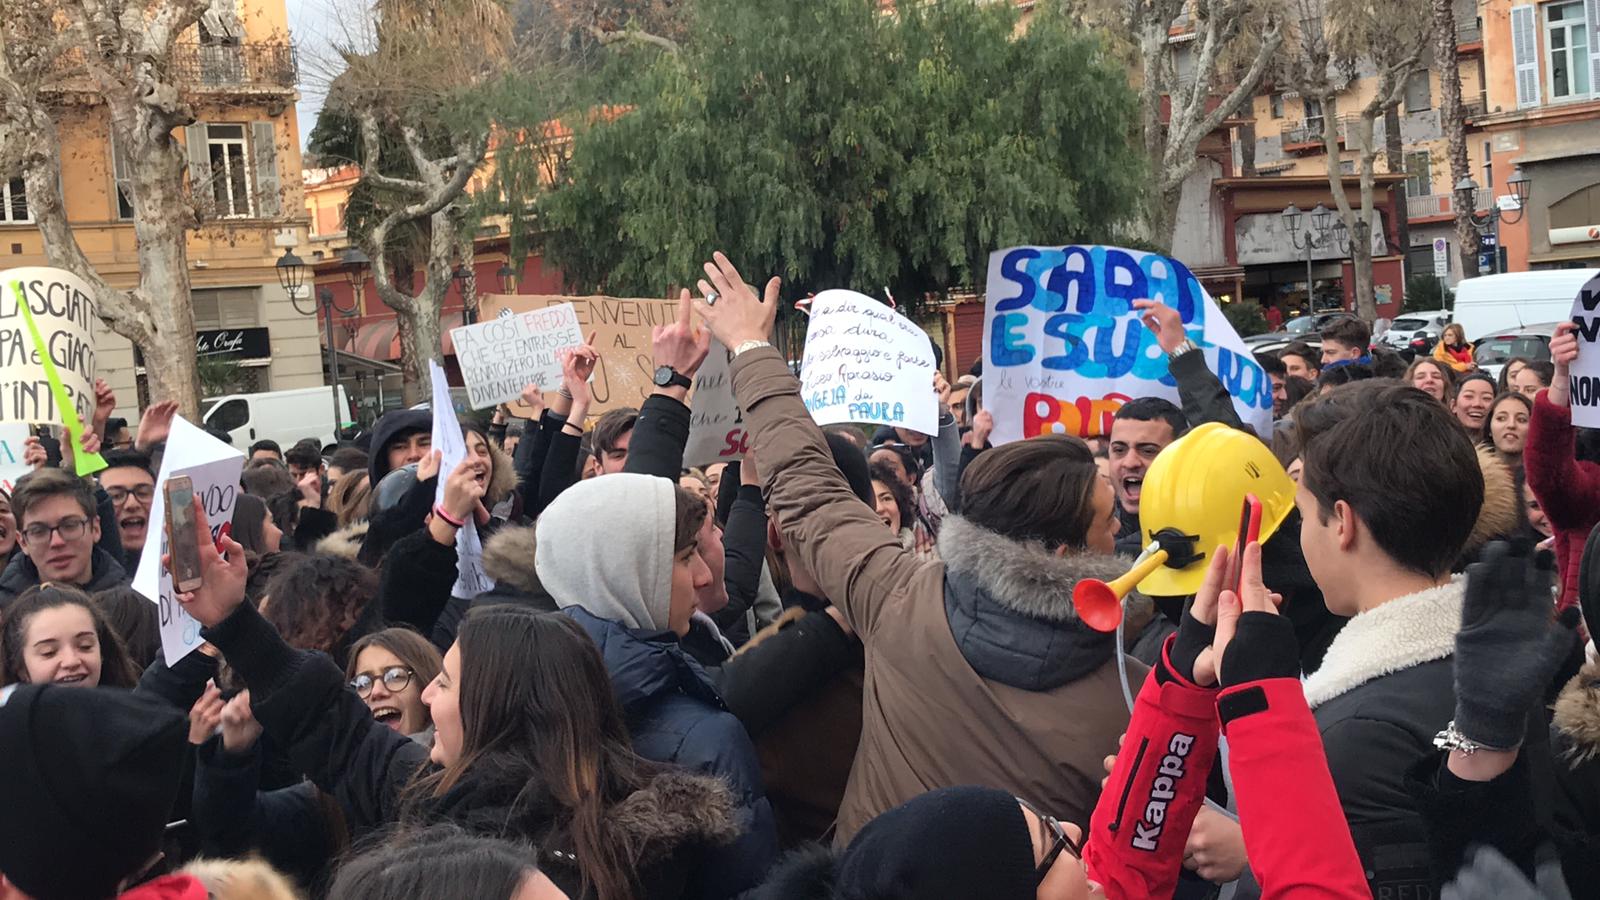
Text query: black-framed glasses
349 666 413 698
22 517 90 547
1017 797 1081 884
106 485 155 505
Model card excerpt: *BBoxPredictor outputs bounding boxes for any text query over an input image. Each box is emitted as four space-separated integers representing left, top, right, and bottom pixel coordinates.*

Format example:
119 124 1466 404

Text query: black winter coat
0 544 128 609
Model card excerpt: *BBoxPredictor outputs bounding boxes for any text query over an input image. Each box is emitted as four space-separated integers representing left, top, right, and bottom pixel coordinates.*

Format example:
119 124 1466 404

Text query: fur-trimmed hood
1554 660 1600 765
604 769 740 865
314 521 369 561
1462 447 1521 561
480 523 540 594
937 516 1130 691
1303 579 1464 708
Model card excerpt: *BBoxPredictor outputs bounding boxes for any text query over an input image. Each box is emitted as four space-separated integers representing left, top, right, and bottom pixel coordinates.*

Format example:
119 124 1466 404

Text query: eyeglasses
22 517 90 547
1017 797 1081 884
106 485 155 505
349 666 413 698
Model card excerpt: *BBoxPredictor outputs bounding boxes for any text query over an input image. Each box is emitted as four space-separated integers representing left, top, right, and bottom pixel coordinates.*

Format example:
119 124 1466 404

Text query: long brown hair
411 607 660 900
1 584 140 687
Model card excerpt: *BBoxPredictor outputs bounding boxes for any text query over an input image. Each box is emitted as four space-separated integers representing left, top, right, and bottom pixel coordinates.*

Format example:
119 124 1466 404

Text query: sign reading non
450 303 585 410
983 245 1272 444
1564 271 1600 428
799 290 938 435
684 340 746 466
0 266 97 426
131 416 245 665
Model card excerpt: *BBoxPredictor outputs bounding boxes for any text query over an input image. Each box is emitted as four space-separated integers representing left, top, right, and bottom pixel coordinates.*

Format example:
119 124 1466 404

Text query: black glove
1455 542 1569 750
1219 612 1301 688
1166 597 1215 685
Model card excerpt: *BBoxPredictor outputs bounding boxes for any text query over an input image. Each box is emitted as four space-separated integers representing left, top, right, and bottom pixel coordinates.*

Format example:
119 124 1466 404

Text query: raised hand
170 495 249 628
1211 541 1293 688
1175 545 1230 687
135 400 179 452
967 409 994 450
440 456 487 522
934 372 952 410
296 468 322 509
188 682 225 746
22 435 47 471
692 252 780 350
418 448 443 483
220 689 263 755
1548 321 1578 407
93 378 116 435
1133 298 1191 356
559 335 599 409
517 384 547 420
653 290 712 384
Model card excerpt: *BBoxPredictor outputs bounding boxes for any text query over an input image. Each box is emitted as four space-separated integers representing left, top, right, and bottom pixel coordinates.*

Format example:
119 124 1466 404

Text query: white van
202 386 352 450
1453 269 1599 341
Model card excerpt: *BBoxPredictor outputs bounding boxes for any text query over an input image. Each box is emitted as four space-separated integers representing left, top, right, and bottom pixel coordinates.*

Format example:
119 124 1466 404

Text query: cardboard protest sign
477 294 679 417
132 417 245 665
430 360 494 598
0 267 97 427
450 302 586 410
0 423 29 492
982 245 1272 443
799 290 939 435
684 340 747 466
1564 271 1600 428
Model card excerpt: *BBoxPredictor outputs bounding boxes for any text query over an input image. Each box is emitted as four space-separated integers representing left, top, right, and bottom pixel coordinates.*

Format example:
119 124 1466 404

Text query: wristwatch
1433 721 1488 755
1170 338 1202 358
732 339 772 358
653 366 692 389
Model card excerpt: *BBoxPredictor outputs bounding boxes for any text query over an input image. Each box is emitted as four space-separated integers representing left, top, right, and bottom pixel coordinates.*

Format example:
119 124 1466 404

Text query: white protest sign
983 245 1272 444
1564 271 1600 428
0 267 98 426
684 340 747 466
0 423 30 493
449 303 586 410
799 290 938 435
429 361 494 598
132 416 245 665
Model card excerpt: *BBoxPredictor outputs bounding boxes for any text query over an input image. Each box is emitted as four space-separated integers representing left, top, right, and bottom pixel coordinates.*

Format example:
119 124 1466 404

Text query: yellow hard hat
1136 422 1296 597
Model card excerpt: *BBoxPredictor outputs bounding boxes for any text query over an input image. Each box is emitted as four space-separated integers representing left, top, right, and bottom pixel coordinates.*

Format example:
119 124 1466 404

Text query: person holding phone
0 469 129 610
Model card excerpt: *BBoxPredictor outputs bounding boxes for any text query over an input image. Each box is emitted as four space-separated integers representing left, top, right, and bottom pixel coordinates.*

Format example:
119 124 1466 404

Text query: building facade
0 0 318 422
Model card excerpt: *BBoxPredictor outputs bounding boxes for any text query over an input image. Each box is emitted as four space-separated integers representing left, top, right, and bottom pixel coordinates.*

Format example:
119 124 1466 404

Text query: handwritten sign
131 416 245 665
450 303 586 410
684 340 747 466
1565 271 1600 428
799 290 938 434
430 360 494 598
983 245 1272 443
0 423 29 492
476 294 679 417
0 267 96 427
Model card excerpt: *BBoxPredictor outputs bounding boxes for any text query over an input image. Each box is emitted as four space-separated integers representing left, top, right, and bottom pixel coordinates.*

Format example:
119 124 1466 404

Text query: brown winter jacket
731 346 1138 845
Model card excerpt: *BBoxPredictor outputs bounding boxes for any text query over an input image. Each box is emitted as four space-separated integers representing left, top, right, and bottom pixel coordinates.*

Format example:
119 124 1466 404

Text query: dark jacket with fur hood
730 345 1138 847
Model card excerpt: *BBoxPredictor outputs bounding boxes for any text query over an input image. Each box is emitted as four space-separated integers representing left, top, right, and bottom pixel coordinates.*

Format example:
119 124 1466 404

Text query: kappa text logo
1131 732 1194 852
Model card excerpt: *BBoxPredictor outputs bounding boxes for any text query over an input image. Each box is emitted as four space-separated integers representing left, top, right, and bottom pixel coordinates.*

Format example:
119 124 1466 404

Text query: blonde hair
327 470 372 528
180 858 303 900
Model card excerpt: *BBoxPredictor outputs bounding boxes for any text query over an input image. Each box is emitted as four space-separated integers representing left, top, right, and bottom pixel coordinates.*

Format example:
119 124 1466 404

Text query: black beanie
834 786 1038 900
0 684 188 900
824 430 875 508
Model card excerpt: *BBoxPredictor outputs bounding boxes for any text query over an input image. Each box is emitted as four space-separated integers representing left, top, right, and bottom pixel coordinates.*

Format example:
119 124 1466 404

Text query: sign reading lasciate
799 290 938 435
982 245 1272 444
0 267 97 426
450 303 586 410
1564 271 1600 428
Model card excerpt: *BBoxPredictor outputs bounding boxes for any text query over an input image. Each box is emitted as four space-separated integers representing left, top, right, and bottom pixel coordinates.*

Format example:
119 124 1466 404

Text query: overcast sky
285 0 334 152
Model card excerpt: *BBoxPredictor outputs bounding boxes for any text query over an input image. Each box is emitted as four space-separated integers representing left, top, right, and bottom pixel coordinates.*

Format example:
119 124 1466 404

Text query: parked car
1284 310 1360 336
1472 322 1562 382
1379 309 1452 353
1248 336 1323 360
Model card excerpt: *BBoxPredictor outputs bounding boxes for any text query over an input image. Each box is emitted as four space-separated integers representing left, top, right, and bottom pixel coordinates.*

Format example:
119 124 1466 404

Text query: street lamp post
497 262 517 294
454 263 475 326
1281 203 1348 310
1456 167 1532 275
284 247 363 439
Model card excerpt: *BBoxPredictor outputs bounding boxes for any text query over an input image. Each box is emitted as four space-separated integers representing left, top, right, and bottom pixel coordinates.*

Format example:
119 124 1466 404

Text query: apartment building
0 0 319 419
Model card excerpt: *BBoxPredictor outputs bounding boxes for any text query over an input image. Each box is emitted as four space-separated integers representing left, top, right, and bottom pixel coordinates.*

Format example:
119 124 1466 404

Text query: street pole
1304 233 1314 309
324 296 342 440
1491 211 1501 275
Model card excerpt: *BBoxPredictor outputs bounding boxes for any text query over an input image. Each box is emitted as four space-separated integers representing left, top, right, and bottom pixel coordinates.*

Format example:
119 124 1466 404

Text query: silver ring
705 290 720 306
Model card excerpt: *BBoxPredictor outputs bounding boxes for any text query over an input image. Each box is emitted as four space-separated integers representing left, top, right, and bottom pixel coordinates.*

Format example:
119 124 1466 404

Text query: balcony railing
1407 191 1492 220
1281 118 1326 147
1462 95 1487 119
167 43 297 91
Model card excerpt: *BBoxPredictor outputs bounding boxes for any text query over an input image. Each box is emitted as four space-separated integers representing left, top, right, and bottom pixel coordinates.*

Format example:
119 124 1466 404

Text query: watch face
653 366 674 386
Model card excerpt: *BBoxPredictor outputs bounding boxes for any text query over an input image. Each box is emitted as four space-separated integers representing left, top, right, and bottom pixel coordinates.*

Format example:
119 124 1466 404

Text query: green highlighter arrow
10 280 108 477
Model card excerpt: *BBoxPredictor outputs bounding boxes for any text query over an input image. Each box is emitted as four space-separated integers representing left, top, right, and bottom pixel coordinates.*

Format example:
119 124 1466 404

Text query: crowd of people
0 255 1595 900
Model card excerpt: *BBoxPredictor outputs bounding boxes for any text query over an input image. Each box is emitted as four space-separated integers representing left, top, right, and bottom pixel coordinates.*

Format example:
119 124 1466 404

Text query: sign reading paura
0 267 98 426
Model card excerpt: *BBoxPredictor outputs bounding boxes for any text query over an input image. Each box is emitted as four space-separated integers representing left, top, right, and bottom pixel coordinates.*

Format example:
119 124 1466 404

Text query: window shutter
1510 5 1540 109
1587 0 1600 97
110 134 134 219
186 122 214 215
250 121 280 218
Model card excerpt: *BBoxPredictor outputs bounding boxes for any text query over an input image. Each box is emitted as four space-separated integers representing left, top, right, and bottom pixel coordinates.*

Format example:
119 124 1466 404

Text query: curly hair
261 554 377 665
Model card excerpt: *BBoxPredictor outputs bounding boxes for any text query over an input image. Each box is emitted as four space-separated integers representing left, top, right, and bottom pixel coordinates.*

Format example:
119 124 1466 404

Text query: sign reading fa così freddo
982 245 1272 445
